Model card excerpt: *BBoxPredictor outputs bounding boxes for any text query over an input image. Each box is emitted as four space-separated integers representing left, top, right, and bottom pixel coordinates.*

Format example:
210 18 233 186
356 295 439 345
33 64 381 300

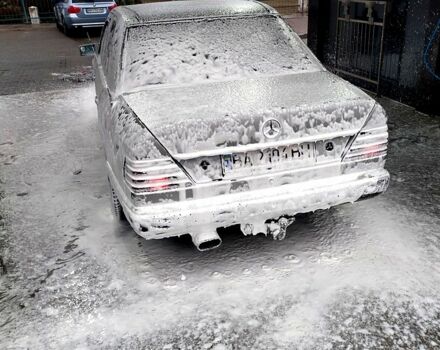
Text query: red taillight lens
67 5 81 14
146 178 170 192
365 145 382 158
108 3 118 11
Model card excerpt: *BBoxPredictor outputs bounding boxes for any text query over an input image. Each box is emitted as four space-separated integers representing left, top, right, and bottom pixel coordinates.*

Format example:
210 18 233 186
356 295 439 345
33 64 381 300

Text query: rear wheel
63 19 74 36
56 19 62 31
110 185 126 221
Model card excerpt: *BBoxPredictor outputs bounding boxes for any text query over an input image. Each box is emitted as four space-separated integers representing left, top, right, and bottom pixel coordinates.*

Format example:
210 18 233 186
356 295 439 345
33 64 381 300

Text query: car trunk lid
123 71 375 182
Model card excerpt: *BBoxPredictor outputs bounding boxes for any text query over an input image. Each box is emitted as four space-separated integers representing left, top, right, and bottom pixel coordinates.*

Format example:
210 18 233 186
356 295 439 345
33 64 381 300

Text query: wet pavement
0 84 439 349
0 24 97 96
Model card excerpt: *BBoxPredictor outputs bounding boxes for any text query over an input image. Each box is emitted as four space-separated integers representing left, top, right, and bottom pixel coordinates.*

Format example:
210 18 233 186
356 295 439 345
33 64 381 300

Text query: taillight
343 104 388 163
108 3 118 11
146 177 171 192
67 5 81 14
124 157 191 195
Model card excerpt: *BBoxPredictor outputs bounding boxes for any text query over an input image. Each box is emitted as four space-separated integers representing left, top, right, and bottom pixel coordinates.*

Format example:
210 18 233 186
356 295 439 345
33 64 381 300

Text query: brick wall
260 0 299 15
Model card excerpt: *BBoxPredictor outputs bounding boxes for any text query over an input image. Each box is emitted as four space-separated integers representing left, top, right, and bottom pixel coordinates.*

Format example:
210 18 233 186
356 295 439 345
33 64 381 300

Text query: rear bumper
109 165 389 239
65 14 107 28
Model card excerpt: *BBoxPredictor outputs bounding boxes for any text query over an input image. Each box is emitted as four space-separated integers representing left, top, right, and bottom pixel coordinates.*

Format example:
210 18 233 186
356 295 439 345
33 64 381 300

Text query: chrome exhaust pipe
191 230 222 251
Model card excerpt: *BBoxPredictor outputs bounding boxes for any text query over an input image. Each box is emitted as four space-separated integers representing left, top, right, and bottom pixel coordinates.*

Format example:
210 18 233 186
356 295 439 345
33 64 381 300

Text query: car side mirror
79 43 96 56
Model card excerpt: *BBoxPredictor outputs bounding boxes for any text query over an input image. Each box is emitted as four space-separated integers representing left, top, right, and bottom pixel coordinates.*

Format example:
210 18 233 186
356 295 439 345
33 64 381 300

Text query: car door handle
95 96 98 105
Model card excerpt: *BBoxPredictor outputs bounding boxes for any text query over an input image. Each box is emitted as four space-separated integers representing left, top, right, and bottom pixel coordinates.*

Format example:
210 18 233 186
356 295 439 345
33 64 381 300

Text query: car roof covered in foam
113 0 275 26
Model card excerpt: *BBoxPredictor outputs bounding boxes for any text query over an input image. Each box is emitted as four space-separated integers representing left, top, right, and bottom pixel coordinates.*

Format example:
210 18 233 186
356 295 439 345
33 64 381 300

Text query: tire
63 19 74 37
56 20 62 31
110 185 126 221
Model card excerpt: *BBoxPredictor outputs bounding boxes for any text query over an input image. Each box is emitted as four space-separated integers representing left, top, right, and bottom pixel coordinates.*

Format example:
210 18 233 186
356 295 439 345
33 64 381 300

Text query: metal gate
0 0 56 24
334 0 387 93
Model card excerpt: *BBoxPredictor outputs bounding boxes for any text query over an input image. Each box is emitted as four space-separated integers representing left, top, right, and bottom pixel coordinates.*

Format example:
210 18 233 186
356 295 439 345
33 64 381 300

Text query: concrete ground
0 24 96 96
1 22 440 350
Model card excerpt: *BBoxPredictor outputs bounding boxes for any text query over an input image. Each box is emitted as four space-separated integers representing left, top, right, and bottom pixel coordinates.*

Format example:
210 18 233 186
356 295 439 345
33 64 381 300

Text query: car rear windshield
122 16 321 91
72 0 110 3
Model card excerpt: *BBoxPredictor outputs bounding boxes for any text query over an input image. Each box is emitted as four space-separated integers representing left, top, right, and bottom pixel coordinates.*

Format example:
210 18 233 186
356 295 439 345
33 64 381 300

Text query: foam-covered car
83 0 389 250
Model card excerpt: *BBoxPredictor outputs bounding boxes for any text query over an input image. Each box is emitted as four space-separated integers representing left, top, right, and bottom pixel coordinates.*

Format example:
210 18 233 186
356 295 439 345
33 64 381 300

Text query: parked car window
122 15 321 91
72 0 109 2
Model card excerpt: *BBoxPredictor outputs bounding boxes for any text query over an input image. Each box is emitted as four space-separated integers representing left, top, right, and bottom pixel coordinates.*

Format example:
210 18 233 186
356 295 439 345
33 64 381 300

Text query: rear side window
99 18 123 91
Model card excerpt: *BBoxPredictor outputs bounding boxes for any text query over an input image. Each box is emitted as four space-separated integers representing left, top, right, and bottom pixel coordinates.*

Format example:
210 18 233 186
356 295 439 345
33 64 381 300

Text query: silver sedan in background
54 0 117 35
81 0 389 251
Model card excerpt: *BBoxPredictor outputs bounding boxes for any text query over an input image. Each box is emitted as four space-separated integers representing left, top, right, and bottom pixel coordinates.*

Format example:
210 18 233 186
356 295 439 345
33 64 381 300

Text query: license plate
222 143 315 177
86 8 105 13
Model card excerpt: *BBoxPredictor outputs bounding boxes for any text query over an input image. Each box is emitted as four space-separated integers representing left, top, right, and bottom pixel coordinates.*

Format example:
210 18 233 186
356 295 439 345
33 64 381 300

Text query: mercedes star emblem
262 119 281 139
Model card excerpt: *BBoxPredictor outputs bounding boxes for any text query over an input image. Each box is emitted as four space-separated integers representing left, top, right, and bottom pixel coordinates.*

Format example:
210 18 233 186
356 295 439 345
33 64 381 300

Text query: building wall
308 0 440 114
261 0 299 14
